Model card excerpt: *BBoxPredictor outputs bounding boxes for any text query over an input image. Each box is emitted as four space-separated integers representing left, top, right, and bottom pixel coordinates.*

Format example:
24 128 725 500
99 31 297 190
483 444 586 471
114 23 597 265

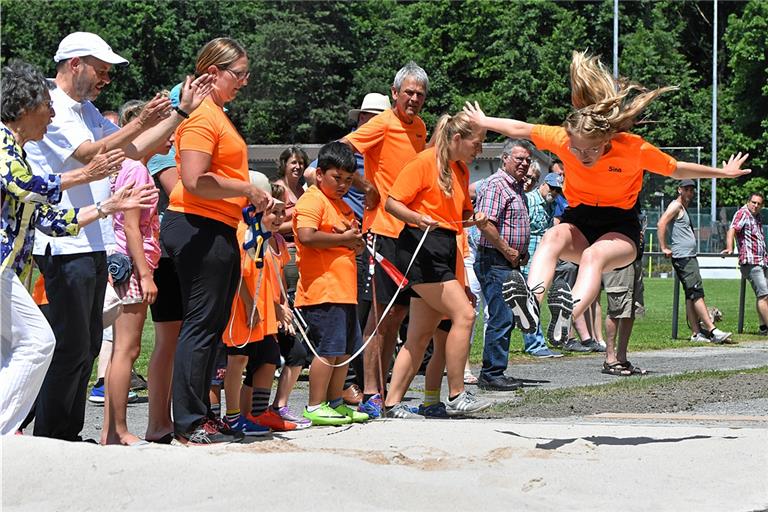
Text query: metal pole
613 0 619 79
672 269 680 339
711 0 718 228
697 148 701 252
738 275 746 334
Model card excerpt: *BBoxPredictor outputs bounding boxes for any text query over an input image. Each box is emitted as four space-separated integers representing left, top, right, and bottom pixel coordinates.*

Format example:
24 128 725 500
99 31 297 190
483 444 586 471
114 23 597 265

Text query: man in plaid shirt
474 139 532 391
722 193 768 335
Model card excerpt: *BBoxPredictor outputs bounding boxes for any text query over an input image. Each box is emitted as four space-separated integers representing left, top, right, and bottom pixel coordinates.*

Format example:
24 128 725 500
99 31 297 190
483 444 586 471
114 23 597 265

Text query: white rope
282 226 433 368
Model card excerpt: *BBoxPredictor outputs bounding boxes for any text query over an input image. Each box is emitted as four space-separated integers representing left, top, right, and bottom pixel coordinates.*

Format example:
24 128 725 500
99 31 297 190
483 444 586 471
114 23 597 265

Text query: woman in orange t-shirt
383 112 491 417
159 38 271 444
464 51 750 373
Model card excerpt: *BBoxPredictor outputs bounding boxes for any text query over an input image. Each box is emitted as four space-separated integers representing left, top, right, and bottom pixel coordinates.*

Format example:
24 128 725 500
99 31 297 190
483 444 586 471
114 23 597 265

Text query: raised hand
138 93 172 128
463 101 487 126
721 152 751 178
178 74 215 114
105 182 159 213
83 146 125 181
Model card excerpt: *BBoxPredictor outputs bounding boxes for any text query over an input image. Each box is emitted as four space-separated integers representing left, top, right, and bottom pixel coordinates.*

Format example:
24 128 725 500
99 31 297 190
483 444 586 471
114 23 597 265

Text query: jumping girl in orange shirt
464 51 750 374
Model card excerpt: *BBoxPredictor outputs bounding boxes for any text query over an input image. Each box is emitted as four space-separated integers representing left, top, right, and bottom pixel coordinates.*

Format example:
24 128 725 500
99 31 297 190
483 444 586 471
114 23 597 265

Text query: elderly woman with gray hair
0 60 157 435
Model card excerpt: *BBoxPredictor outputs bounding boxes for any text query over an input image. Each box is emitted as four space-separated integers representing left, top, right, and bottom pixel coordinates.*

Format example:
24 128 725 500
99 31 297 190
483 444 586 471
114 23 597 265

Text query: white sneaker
502 271 540 334
690 333 711 343
445 390 492 417
711 328 732 343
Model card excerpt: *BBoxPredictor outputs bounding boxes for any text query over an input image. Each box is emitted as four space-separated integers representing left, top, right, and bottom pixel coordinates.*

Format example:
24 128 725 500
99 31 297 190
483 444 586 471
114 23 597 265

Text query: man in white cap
23 32 206 441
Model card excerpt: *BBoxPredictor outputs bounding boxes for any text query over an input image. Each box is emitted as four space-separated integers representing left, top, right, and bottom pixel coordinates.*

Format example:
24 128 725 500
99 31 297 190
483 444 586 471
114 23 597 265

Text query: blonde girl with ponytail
464 50 750 374
381 112 492 418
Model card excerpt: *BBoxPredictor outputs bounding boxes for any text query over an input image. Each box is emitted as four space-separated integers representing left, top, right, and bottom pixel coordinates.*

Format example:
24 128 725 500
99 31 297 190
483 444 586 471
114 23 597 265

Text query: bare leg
570 235 635 319
273 365 302 408
223 355 248 414
685 299 700 335
757 297 768 327
308 356 341 406
103 303 146 445
526 224 589 302
362 303 408 396
692 297 716 332
592 301 605 343
145 320 180 441
604 316 619 364
425 329 447 392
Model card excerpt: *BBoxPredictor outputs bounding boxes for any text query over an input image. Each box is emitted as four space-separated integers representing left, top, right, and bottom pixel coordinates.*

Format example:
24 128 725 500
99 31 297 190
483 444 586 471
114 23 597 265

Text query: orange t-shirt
388 146 473 232
531 125 677 210
345 109 427 237
266 233 290 303
168 97 249 228
222 223 278 347
293 186 357 307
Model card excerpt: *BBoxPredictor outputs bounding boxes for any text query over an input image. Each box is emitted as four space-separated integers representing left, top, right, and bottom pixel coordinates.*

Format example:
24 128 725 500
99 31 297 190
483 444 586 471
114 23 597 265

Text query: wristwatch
95 201 108 219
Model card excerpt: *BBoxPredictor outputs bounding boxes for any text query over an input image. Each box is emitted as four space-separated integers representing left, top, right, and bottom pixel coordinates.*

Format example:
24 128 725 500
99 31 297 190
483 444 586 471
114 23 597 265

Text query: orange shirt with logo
169 97 249 228
531 125 677 210
345 109 427 237
293 186 357 307
388 146 473 232
222 222 278 347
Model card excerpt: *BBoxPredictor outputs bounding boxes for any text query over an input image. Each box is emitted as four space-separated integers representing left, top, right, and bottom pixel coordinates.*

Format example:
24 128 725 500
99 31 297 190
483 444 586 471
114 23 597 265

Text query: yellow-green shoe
303 403 352 426
334 403 369 423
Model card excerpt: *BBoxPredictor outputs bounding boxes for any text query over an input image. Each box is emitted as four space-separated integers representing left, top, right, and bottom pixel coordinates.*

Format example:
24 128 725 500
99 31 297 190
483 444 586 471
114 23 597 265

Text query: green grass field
128 277 764 376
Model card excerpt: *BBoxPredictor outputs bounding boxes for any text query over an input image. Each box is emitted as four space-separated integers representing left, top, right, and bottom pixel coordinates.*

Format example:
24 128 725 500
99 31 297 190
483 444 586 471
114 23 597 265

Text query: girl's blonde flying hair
433 112 476 196
565 50 678 138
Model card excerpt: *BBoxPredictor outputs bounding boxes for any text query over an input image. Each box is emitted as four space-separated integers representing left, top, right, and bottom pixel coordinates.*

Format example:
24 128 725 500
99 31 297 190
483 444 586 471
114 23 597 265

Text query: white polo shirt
25 86 119 255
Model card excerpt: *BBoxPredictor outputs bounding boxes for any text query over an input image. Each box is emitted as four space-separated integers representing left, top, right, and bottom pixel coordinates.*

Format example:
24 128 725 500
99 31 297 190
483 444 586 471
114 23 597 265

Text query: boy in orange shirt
293 142 369 426
221 172 295 436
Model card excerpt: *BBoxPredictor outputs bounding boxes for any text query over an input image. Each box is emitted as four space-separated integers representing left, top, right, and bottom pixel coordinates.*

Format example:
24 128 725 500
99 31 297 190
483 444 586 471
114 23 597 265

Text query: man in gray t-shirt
657 180 731 343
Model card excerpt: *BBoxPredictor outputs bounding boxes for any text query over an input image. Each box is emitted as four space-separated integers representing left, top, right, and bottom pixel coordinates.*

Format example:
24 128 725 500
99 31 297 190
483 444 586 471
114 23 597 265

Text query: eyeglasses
568 144 603 158
524 175 536 182
511 156 532 164
224 67 250 81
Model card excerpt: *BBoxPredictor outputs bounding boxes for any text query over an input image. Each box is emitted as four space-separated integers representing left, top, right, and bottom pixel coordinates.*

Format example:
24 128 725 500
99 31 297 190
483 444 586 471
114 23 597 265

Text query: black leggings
161 211 240 434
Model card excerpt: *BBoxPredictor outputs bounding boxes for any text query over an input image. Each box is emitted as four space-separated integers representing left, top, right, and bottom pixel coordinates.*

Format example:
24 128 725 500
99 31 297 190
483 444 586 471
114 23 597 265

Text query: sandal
601 361 632 377
622 360 648 376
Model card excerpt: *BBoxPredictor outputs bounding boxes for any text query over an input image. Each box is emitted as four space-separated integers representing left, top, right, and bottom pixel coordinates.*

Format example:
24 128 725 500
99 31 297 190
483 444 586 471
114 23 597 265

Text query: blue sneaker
223 415 271 437
88 383 140 404
417 402 450 418
88 383 105 404
529 347 564 358
358 394 382 419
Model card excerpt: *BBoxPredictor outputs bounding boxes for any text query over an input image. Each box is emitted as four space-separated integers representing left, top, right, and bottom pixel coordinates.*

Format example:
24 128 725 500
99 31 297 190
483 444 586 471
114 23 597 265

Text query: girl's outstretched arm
463 101 534 140
672 152 751 180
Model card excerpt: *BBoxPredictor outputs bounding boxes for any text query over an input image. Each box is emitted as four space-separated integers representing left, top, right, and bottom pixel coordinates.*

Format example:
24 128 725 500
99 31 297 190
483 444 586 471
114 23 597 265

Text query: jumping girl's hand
721 152 751 178
415 214 439 231
463 101 487 127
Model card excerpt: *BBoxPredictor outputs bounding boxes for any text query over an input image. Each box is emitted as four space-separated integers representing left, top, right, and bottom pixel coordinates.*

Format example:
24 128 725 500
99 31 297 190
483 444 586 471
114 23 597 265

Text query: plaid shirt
476 169 530 253
731 205 767 266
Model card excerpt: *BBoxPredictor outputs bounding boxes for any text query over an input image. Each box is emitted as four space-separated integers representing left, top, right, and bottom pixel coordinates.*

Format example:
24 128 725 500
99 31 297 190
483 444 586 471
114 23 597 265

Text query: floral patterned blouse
1 124 79 284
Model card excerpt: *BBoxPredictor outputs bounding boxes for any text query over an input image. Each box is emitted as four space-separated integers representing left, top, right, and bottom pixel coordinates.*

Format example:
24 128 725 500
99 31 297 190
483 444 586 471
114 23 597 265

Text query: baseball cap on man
54 32 128 65
544 172 563 189
347 93 391 123
678 179 695 188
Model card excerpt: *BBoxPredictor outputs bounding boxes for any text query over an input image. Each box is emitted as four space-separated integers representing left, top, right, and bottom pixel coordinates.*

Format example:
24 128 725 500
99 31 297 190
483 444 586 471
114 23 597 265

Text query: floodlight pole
711 0 718 226
613 0 619 79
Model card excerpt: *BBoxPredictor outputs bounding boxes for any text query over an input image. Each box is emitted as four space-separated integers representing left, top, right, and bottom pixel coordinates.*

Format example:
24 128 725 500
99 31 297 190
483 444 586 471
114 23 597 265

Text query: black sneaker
502 271 542 334
184 419 244 445
580 339 606 353
547 280 575 345
562 338 593 353
130 369 148 391
477 374 522 391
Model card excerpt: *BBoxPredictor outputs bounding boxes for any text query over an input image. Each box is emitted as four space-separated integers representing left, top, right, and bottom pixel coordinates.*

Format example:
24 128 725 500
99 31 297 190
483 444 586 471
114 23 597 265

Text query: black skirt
560 204 641 258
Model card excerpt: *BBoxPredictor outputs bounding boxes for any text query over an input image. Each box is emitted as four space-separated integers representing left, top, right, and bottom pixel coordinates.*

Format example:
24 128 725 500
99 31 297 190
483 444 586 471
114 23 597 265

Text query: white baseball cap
54 32 128 65
347 93 391 123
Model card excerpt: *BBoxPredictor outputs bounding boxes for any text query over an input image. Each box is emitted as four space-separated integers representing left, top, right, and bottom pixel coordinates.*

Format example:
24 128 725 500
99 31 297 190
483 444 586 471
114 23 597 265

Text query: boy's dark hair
317 141 356 174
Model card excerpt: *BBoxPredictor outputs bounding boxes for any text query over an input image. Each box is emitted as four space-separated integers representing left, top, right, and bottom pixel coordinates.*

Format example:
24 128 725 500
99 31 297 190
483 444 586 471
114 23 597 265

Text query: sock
424 389 440 407
449 394 460 402
328 397 343 409
363 393 375 403
306 403 322 412
251 388 271 417
760 324 767 332
225 409 240 423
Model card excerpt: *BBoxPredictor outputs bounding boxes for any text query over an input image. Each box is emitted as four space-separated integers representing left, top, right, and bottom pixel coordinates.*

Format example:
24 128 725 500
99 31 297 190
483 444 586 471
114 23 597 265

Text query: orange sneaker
247 409 297 432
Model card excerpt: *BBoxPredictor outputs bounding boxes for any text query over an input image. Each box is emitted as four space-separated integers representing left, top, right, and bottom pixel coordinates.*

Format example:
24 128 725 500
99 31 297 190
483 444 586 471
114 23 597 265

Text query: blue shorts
301 303 362 357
